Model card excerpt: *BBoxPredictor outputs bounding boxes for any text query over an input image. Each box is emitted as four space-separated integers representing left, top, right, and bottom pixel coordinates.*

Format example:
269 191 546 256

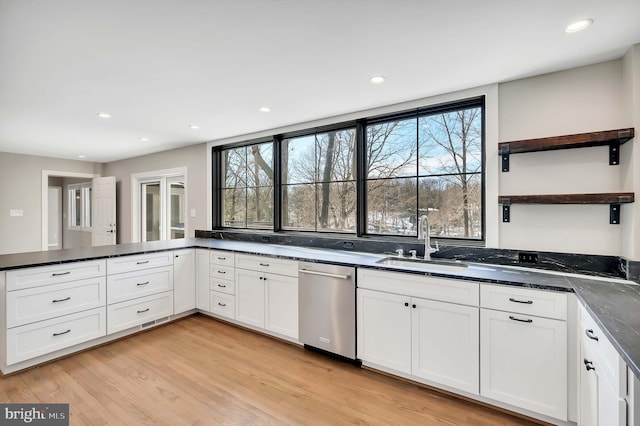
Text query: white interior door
92 176 116 246
47 186 62 250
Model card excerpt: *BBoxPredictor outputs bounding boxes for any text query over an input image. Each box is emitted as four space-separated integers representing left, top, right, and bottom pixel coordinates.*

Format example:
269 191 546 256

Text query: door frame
131 167 187 243
41 170 100 251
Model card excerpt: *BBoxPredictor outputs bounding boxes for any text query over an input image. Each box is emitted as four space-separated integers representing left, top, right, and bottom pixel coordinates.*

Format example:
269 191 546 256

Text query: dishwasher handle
298 269 351 280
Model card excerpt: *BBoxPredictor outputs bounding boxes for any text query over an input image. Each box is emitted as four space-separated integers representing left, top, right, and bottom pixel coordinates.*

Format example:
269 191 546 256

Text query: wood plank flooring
1 315 546 425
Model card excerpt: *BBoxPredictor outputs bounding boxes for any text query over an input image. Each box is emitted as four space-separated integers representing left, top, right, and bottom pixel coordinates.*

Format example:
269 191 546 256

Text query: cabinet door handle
217 257 226 260
259 263 270 267
137 281 150 286
52 271 71 277
218 270 226 274
137 308 150 314
585 329 599 341
218 302 226 307
404 302 409 307
584 358 596 371
508 297 533 304
52 296 71 303
509 315 533 323
412 304 416 309
136 260 149 265
53 329 71 337
218 284 226 288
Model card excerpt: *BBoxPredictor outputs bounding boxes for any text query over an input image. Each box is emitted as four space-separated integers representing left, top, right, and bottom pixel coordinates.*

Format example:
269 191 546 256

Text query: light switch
9 209 23 217
190 209 196 218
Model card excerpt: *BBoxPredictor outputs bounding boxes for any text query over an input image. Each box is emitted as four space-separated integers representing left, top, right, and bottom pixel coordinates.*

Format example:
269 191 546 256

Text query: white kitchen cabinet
173 249 196 314
357 269 479 394
357 288 411 374
196 249 210 311
480 307 567 420
234 254 298 340
106 266 173 305
107 291 174 334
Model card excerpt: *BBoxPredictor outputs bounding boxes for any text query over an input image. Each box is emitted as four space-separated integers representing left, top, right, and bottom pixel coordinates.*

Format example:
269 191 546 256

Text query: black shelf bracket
502 198 511 222
610 203 620 224
501 145 510 172
609 141 620 165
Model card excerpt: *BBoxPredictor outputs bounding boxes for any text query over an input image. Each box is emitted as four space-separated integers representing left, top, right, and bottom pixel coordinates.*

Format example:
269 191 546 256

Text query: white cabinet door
173 249 195 314
580 340 599 426
235 268 265 328
265 273 298 339
412 298 479 394
196 249 210 311
357 289 411 374
480 309 567 420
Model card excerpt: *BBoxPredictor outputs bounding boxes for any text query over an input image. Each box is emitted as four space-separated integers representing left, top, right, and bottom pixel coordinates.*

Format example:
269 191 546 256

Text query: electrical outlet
518 252 538 263
343 241 354 249
262 235 271 243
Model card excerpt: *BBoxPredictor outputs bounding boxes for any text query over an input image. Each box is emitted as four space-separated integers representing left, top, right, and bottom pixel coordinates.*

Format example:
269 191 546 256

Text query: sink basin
376 257 468 272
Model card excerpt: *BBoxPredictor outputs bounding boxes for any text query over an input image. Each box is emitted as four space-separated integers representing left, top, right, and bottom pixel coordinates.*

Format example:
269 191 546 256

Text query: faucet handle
395 248 404 257
409 250 417 259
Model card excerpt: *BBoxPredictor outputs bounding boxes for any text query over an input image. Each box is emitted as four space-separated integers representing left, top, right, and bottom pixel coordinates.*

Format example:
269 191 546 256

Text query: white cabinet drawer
210 265 234 280
210 250 234 267
357 269 479 306
107 266 173 304
107 291 173 334
6 260 106 291
480 284 567 320
235 254 298 277
6 307 106 365
210 278 234 295
7 276 106 328
106 252 173 275
210 292 235 319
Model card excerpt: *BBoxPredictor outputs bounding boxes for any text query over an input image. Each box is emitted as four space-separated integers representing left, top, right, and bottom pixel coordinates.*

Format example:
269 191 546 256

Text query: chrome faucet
418 215 439 260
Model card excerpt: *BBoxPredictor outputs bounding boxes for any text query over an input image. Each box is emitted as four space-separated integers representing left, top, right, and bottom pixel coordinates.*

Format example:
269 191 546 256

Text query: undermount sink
376 257 468 272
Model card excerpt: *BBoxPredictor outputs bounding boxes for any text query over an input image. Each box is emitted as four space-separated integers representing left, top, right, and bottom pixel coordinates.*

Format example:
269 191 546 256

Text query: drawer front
210 277 235 295
6 260 106 291
210 265 235 280
6 307 106 365
235 254 298 277
107 252 173 275
107 292 174 334
480 284 567 320
357 269 479 306
210 250 235 267
7 276 106 328
107 266 173 304
210 292 235 319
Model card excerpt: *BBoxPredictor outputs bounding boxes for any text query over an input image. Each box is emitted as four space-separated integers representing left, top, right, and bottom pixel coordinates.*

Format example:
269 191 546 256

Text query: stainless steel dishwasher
298 261 356 360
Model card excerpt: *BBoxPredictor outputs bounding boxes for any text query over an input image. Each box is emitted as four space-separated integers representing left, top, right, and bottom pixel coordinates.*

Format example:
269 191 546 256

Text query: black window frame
211 96 485 242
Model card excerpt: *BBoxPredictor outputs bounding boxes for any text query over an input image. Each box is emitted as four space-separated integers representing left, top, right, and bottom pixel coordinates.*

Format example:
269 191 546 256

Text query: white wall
0 152 103 255
103 143 208 244
497 59 634 256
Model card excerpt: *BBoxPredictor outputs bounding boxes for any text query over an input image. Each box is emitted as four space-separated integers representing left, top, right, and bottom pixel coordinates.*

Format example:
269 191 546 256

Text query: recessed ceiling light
140 137 150 142
370 75 386 84
565 18 593 33
77 155 86 158
259 107 271 113
97 112 111 119
189 124 200 129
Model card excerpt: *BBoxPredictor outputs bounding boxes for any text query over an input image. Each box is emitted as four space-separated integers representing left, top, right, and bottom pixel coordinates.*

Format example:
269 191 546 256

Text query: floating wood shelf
499 128 634 172
498 193 635 224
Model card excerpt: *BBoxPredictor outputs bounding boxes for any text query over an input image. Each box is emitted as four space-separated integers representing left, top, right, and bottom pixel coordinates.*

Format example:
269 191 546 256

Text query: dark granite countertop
1 238 638 380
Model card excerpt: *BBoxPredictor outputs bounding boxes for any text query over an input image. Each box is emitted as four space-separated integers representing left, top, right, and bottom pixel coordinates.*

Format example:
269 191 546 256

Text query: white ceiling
1 0 639 163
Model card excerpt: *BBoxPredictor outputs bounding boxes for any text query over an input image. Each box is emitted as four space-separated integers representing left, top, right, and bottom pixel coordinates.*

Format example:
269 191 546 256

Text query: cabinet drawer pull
218 302 226 307
259 263 270 267
136 260 149 265
218 284 226 288
51 271 71 277
508 297 533 304
584 358 596 371
217 270 226 274
137 281 150 286
404 302 409 307
52 296 71 303
585 329 599 341
137 308 150 314
53 329 71 337
509 315 533 323
217 256 226 260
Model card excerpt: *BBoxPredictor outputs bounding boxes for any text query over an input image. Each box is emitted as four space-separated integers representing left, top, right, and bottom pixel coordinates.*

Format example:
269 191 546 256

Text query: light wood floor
1 315 546 425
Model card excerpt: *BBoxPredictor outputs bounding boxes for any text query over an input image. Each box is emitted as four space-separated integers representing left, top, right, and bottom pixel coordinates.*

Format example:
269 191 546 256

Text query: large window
221 141 274 229
282 129 356 232
214 97 484 241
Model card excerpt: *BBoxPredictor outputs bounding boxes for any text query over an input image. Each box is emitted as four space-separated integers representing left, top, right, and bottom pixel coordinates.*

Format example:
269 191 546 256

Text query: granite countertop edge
1 238 638 379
